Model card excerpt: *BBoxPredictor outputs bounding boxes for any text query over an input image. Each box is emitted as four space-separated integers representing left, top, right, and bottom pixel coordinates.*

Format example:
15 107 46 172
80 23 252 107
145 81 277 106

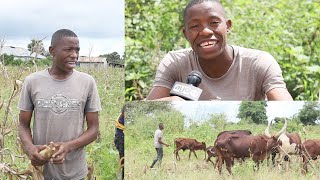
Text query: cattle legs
189 150 198 160
174 148 182 161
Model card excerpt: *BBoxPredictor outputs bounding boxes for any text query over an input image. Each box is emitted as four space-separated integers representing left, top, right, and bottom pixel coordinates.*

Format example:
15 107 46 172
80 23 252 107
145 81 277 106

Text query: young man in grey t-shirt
18 29 101 179
147 0 293 101
150 123 169 168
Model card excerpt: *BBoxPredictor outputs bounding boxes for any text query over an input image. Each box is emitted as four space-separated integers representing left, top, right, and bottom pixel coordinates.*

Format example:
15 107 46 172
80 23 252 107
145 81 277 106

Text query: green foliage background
125 0 320 100
1 54 52 66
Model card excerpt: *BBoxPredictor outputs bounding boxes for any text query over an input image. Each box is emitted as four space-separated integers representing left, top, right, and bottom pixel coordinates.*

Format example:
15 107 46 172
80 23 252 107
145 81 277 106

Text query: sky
172 101 306 124
0 0 124 57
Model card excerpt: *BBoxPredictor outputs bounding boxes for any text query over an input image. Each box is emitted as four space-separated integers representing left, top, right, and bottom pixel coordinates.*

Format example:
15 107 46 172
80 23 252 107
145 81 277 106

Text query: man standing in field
150 123 169 168
18 29 101 179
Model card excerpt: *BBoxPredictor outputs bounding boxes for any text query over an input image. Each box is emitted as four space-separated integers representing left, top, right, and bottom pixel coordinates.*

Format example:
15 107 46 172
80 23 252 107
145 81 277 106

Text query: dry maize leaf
14 80 23 91
4 128 11 135
0 133 3 149
28 164 44 180
15 80 23 87
87 164 95 180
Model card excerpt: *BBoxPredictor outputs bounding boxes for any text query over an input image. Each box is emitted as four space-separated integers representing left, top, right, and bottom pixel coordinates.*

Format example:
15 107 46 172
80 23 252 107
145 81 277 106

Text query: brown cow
215 119 287 174
211 130 252 167
301 139 320 174
217 130 252 138
174 138 206 160
206 146 216 165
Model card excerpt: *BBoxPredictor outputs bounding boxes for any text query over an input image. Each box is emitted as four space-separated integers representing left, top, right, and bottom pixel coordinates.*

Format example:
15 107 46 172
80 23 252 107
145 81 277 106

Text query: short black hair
51 29 78 46
183 0 226 24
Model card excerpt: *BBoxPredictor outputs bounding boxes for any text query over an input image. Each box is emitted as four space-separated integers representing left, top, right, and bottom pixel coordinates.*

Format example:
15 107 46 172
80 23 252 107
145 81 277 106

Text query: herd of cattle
173 119 320 174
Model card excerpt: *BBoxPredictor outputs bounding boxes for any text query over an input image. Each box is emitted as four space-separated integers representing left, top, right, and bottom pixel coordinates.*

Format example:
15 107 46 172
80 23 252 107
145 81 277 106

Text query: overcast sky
0 0 124 56
172 101 306 124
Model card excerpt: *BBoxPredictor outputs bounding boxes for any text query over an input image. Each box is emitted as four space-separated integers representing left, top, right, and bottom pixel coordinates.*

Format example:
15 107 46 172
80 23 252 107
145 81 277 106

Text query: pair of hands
26 142 70 166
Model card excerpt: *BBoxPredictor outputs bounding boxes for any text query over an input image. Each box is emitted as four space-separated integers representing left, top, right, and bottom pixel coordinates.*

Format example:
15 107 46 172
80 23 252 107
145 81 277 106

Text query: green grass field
0 65 124 179
125 102 320 180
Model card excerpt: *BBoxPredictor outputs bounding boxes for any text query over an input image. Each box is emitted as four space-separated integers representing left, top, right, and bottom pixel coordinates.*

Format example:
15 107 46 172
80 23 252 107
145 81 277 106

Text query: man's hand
147 87 186 101
26 144 49 166
50 142 71 164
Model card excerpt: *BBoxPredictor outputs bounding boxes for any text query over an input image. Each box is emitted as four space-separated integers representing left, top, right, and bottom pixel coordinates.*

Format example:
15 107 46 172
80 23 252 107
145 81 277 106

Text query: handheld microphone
169 70 203 101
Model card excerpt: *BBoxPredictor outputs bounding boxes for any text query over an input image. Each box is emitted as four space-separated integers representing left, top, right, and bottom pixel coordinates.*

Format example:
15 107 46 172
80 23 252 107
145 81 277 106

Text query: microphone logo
170 82 202 101
169 70 203 100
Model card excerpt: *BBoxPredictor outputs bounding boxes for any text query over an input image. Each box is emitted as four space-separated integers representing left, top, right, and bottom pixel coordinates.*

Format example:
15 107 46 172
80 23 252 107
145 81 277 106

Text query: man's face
183 2 231 61
50 37 80 73
159 124 164 130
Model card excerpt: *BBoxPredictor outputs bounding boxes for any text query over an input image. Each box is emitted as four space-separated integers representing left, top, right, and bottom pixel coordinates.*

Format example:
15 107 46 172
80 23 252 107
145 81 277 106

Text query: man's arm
51 111 99 164
266 88 293 101
18 110 48 166
147 86 185 101
158 137 169 147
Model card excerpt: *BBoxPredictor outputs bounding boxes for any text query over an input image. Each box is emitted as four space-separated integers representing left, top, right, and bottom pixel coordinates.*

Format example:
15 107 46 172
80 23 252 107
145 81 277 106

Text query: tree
125 101 172 124
27 39 46 56
237 101 268 124
100 52 124 65
208 113 228 130
298 102 320 125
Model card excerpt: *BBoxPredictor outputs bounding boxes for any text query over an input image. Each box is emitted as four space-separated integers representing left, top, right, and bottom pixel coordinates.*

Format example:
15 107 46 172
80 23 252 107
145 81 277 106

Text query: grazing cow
301 139 320 174
217 130 252 138
174 138 206 161
214 119 287 174
206 146 216 165
269 132 302 167
213 130 253 167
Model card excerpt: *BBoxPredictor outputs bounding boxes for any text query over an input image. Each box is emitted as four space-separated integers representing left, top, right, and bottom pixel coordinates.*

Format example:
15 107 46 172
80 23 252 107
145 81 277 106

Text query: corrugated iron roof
78 56 105 63
1 46 45 59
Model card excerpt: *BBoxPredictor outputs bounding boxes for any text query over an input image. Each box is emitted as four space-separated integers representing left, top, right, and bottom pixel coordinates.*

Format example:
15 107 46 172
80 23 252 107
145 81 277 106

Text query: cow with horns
268 129 302 168
214 119 287 174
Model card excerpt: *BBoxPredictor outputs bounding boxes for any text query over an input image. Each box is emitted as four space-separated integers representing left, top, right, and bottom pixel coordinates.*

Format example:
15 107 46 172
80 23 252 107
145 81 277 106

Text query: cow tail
173 138 176 154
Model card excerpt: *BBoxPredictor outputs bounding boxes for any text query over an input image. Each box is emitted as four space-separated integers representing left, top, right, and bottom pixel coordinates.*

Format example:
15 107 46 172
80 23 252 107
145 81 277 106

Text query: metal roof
78 56 105 63
1 46 46 59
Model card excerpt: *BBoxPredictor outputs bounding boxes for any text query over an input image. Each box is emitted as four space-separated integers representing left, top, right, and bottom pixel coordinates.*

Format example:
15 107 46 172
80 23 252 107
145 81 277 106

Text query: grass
126 147 320 180
0 65 124 179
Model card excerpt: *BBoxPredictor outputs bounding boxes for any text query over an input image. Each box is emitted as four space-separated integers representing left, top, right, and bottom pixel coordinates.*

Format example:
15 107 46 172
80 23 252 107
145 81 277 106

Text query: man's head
49 29 80 73
159 123 164 130
182 0 231 61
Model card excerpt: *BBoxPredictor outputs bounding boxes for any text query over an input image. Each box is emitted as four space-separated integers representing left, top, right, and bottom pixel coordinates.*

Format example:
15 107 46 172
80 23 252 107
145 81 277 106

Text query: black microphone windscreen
187 70 202 87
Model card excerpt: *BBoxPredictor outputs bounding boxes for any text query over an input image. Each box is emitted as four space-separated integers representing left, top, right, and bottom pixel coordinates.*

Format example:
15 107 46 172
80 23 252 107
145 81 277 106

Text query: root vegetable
39 144 56 159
